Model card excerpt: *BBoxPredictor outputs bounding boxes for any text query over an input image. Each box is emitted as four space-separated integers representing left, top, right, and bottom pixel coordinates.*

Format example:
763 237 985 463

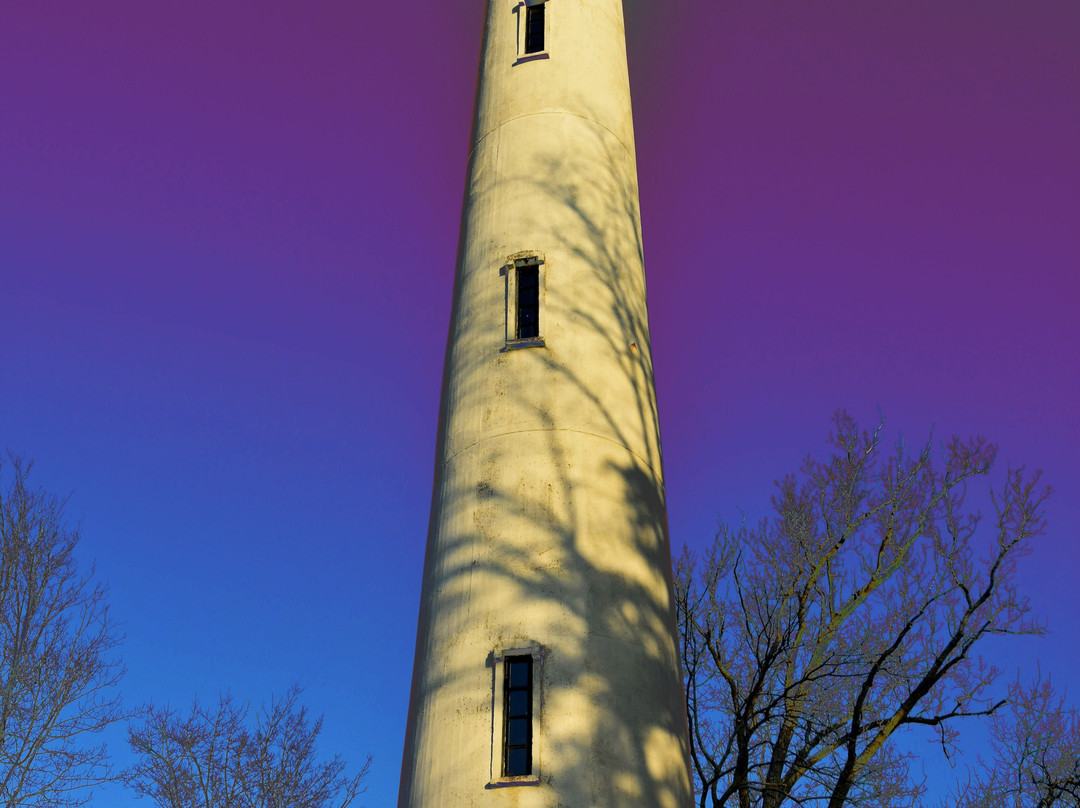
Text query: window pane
506 746 529 776
507 689 529 717
518 269 538 295
507 658 531 688
508 717 530 746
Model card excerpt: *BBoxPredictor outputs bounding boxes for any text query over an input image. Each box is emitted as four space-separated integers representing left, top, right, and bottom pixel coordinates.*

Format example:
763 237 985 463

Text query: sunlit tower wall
398 1 692 806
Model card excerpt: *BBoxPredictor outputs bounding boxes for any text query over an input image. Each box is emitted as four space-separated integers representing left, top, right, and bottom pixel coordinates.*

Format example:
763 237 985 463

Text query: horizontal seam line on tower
442 426 662 482
469 110 634 165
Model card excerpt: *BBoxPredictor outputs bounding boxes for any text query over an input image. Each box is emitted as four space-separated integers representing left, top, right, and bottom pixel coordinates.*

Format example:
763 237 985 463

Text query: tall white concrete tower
398 1 691 805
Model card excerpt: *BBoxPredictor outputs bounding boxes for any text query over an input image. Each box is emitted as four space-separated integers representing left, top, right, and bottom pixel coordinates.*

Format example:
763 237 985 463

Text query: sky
1 1 1077 805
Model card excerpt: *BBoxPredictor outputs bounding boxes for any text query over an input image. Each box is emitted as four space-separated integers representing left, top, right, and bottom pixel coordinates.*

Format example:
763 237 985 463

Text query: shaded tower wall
398 0 692 805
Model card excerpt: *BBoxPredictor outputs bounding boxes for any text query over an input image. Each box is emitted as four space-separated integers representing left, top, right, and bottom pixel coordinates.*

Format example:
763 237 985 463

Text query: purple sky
2 2 1077 804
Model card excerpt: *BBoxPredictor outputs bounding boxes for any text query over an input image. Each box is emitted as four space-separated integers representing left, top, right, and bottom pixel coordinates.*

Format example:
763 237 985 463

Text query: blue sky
1 2 1077 804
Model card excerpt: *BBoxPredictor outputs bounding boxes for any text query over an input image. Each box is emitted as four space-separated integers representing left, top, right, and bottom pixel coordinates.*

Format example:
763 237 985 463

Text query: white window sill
513 52 549 66
503 338 545 351
486 775 541 789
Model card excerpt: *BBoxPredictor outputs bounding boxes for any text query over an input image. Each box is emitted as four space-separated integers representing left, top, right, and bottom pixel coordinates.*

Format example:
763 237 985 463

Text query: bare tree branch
0 454 126 807
125 686 371 808
675 411 1051 808
952 674 1080 808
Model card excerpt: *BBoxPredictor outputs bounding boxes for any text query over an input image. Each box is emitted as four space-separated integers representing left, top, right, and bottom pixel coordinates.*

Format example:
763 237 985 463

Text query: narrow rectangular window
516 265 540 340
524 4 545 54
503 655 533 776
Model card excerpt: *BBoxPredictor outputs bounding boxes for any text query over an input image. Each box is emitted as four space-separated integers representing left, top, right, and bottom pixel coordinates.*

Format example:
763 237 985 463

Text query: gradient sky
1 2 1077 805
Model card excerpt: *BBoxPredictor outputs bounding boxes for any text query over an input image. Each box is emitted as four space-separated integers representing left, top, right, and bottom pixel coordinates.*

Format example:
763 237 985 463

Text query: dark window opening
516 265 540 340
503 655 533 777
524 4 545 55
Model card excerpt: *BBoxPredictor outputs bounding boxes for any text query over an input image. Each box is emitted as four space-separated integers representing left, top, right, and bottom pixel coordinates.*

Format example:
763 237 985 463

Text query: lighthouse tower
398 1 691 805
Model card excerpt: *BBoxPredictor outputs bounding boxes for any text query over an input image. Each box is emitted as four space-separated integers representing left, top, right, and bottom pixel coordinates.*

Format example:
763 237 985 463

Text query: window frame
514 0 550 65
523 3 545 55
487 644 542 789
502 253 546 350
502 655 533 776
515 263 540 341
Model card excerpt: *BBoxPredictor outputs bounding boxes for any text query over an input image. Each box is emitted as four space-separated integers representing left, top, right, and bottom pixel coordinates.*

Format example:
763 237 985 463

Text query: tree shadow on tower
400 95 692 808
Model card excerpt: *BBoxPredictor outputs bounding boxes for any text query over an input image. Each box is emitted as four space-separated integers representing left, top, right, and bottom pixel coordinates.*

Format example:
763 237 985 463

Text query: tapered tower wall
399 1 692 806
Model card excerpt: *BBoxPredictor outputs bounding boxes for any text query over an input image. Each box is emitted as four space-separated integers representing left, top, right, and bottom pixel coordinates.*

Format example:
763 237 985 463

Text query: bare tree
0 455 125 807
125 686 371 808
953 675 1080 808
675 411 1051 808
